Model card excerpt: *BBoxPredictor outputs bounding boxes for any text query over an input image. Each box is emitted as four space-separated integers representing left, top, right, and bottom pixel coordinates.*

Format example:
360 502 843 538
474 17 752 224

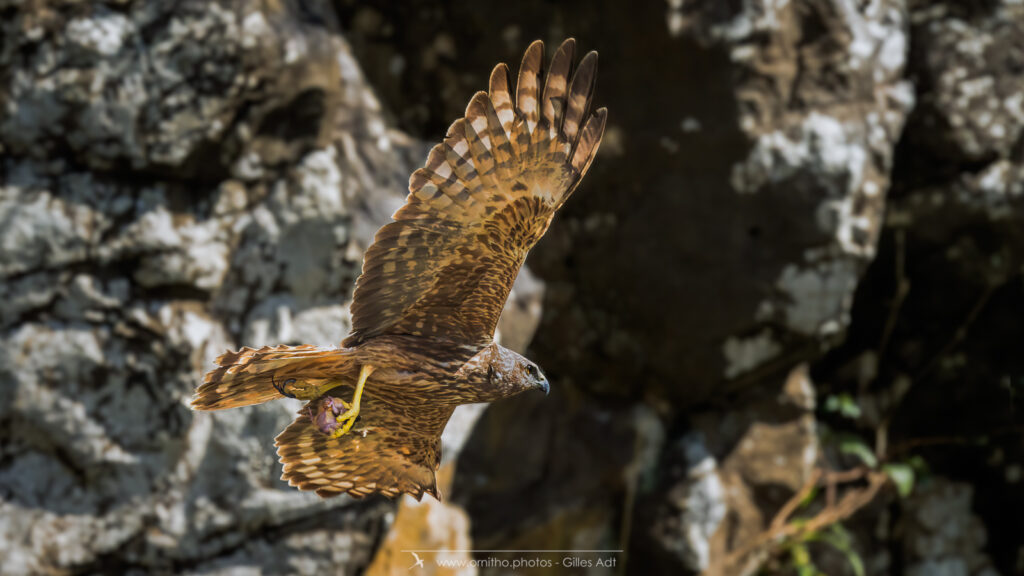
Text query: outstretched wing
275 394 454 499
344 39 607 348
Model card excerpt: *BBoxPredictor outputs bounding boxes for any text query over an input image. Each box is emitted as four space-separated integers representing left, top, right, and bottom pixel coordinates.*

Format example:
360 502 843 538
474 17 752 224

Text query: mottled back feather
344 38 607 348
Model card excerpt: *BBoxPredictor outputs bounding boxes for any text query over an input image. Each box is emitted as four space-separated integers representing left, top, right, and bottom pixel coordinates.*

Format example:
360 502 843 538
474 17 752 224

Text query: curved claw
272 374 298 399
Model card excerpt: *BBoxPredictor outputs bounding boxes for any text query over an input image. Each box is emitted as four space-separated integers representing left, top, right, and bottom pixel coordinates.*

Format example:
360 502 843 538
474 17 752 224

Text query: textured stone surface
338 0 912 405
0 3 549 573
816 1 1024 573
3 0 1024 574
907 1 1024 164
0 1 407 574
899 481 999 576
365 495 474 576
632 365 818 575
340 0 1019 574
343 0 911 572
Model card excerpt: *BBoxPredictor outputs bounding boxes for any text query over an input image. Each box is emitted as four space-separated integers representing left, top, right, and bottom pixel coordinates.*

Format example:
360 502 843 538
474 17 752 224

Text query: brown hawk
191 39 607 500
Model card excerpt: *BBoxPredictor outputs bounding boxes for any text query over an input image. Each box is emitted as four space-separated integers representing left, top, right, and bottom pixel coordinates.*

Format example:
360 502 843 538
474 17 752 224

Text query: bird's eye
527 365 538 378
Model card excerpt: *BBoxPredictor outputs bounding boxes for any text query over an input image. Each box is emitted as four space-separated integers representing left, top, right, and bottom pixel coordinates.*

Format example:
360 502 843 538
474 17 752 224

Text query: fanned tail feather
192 344 348 410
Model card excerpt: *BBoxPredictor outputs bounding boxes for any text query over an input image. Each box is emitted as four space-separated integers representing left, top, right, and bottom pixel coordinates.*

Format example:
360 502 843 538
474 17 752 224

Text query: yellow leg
313 380 346 399
330 364 375 438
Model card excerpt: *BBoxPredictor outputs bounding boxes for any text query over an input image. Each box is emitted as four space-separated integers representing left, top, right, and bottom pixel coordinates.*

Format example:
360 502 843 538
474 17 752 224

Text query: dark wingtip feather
541 38 577 135
571 107 608 175
562 50 599 144
488 63 515 135
516 40 545 128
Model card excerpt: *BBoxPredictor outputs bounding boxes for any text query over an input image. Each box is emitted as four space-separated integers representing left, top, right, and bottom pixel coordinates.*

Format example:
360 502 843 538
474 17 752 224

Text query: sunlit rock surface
3 0 1023 574
1 1 403 573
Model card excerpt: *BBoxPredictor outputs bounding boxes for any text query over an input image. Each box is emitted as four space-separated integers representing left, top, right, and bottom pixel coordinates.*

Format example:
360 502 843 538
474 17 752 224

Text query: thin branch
873 228 910 389
769 468 822 533
916 283 996 381
885 425 1024 460
723 467 888 572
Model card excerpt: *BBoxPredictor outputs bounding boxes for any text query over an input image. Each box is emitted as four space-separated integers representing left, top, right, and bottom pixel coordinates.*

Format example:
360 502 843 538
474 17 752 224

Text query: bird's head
462 343 550 401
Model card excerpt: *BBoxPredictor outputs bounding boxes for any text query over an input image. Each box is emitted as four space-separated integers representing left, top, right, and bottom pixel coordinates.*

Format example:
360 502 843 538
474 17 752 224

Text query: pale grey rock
632 366 820 575
0 183 98 276
715 0 913 344
6 0 1020 574
341 2 916 573
900 481 1001 576
656 432 727 572
0 1 545 571
911 1 1024 162
0 2 413 574
722 329 782 379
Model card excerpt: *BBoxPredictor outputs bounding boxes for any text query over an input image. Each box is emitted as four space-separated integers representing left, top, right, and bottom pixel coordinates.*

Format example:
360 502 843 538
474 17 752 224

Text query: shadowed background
1 0 1023 574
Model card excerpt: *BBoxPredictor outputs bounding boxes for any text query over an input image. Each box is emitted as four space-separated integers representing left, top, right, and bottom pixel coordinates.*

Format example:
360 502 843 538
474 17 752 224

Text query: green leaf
798 485 820 509
838 436 878 468
883 463 915 498
807 525 865 576
906 455 927 472
824 393 862 419
789 543 817 576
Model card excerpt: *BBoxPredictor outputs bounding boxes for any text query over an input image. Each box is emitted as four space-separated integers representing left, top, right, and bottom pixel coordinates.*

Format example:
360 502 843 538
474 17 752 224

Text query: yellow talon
330 364 375 438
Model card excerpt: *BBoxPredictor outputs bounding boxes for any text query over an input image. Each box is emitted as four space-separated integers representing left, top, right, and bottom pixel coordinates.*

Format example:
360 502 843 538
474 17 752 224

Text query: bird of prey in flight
192 38 607 499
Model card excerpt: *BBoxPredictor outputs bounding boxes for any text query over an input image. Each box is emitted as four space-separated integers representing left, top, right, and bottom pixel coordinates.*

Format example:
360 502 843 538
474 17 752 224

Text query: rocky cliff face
2 0 1022 575
1 2 408 573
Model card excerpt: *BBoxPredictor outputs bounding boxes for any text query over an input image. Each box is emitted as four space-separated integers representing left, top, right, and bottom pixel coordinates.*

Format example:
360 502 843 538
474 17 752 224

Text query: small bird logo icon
408 552 424 571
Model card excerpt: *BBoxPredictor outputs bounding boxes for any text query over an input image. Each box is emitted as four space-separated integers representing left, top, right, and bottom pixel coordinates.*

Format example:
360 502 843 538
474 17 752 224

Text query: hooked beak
537 378 550 395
